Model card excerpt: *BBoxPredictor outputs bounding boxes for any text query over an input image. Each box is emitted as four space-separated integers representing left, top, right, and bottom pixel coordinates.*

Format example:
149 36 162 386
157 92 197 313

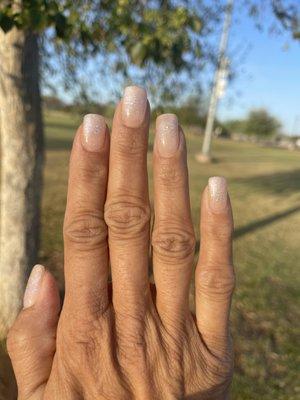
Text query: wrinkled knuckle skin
64 211 107 249
197 267 235 300
152 226 195 263
104 197 150 239
7 323 31 358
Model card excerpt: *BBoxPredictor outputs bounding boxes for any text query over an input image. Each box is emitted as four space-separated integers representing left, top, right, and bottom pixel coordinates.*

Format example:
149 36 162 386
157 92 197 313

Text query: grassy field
2 109 300 399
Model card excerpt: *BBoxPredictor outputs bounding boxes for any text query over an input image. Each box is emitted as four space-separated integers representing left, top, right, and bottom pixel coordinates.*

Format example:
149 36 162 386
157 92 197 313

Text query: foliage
244 0 300 39
1 1 298 106
226 109 281 137
0 0 203 71
153 94 206 125
225 119 247 134
244 109 281 137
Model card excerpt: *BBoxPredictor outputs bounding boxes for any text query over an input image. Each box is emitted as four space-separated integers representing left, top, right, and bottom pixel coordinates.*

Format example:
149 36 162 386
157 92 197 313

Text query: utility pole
198 0 234 163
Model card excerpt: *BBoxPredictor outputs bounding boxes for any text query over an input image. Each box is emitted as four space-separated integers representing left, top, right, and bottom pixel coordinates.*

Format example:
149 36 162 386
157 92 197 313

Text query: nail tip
156 113 180 157
83 114 106 128
208 176 227 186
208 176 228 212
23 265 45 309
124 85 146 95
122 85 147 128
82 114 106 151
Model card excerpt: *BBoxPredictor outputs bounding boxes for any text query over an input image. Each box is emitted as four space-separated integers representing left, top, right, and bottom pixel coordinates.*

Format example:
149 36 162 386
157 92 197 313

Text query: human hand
8 86 235 399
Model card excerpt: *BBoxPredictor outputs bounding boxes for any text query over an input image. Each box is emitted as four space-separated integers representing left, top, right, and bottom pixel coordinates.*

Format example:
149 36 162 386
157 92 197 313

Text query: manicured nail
208 176 228 212
122 86 147 128
23 265 45 309
82 114 106 152
156 114 179 157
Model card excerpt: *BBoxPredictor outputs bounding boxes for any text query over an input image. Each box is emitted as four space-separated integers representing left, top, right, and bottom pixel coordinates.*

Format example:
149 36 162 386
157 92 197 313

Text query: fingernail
82 114 106 152
122 86 147 128
156 114 179 157
208 176 228 212
23 265 45 309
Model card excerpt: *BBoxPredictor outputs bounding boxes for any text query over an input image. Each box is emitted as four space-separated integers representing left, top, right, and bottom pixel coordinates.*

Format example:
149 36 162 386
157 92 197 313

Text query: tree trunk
0 28 44 339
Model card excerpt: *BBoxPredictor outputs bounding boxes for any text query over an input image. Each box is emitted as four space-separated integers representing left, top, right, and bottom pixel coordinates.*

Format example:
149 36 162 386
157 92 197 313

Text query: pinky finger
195 177 235 352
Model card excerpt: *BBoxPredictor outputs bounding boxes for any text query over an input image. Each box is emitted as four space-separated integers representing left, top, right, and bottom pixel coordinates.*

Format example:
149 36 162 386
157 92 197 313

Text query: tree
244 109 281 137
197 0 299 162
0 0 206 339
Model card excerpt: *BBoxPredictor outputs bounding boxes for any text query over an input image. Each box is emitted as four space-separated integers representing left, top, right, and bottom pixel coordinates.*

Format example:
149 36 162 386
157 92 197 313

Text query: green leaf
130 41 147 66
293 31 300 39
0 12 14 33
55 13 68 39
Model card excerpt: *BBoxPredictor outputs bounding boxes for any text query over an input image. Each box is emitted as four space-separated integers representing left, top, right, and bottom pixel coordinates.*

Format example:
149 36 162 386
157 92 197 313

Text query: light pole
198 0 234 163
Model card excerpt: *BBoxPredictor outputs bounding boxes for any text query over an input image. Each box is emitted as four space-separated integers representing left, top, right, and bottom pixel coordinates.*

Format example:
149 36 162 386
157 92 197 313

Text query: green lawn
2 110 300 399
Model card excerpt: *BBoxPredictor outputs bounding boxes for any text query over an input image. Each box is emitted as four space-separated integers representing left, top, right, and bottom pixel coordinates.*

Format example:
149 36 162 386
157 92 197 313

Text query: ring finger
152 114 195 325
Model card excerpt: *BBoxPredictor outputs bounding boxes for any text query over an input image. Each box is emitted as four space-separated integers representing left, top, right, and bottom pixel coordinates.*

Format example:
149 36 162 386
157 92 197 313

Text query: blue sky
216 2 300 135
45 2 300 135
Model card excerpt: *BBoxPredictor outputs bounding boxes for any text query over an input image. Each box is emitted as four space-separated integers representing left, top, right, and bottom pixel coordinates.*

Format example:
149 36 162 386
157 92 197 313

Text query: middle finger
104 86 151 318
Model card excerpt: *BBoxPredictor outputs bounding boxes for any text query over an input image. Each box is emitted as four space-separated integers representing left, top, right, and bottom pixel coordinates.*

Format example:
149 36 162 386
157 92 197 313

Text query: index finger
63 115 110 315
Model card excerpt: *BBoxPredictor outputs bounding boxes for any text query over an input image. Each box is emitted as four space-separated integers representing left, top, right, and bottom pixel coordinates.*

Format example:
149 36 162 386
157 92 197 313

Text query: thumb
7 265 60 399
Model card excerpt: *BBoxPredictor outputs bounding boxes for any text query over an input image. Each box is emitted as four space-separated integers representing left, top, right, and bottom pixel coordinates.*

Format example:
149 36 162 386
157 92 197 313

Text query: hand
8 86 235 400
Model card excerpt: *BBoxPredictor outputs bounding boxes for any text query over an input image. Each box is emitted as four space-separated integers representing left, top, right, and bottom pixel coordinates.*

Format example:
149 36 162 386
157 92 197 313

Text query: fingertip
23 264 45 309
201 177 233 222
121 85 148 128
23 265 60 327
8 267 59 397
154 114 187 158
38 269 61 320
81 114 108 152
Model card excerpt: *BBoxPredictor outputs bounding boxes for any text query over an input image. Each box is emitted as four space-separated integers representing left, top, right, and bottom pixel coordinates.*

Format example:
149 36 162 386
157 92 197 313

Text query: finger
195 177 235 352
7 265 60 399
152 114 195 323
63 115 110 314
104 86 151 316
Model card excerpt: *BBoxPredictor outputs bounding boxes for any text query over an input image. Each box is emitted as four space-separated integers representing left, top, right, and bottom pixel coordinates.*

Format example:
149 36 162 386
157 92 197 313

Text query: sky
216 2 300 135
44 1 300 135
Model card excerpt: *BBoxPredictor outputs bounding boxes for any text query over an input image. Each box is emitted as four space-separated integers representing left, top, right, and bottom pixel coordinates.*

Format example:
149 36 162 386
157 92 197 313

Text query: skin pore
7 86 235 400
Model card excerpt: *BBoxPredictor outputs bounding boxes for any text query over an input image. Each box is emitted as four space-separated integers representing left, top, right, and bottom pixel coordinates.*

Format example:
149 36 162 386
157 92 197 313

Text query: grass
2 109 300 399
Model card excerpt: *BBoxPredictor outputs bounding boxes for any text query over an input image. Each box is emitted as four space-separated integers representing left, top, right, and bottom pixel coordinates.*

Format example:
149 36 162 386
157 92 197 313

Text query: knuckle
7 323 30 357
152 225 195 263
197 267 235 300
104 196 150 239
64 211 107 249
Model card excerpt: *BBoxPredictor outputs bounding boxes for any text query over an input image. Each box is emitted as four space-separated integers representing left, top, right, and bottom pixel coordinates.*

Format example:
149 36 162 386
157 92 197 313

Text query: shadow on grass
235 169 300 195
234 205 300 239
195 205 300 253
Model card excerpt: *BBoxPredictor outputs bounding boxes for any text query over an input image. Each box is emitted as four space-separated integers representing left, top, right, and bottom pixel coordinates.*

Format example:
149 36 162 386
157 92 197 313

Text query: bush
225 109 281 138
245 109 281 137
